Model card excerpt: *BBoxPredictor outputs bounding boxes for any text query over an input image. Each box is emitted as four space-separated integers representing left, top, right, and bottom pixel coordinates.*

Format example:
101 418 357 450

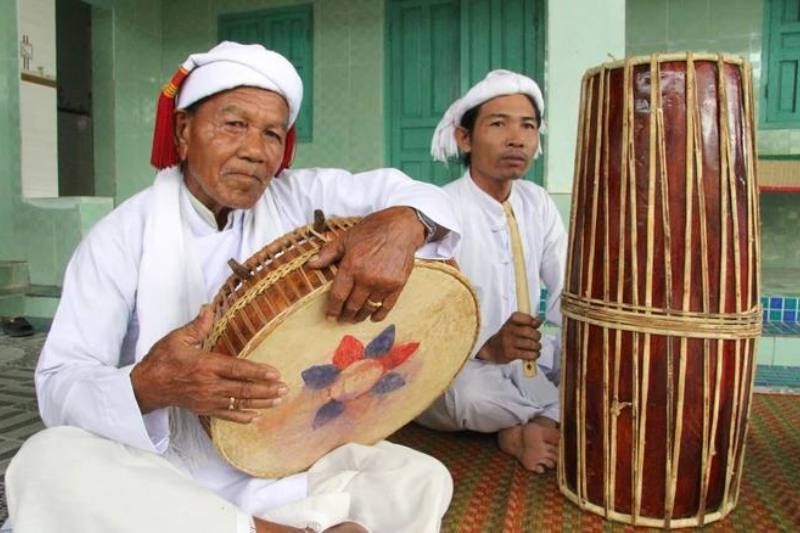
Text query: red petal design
381 342 420 370
332 335 364 369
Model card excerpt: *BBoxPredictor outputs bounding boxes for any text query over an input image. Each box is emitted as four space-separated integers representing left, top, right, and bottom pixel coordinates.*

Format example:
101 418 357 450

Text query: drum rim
209 259 481 478
583 52 748 78
203 217 361 352
559 483 737 528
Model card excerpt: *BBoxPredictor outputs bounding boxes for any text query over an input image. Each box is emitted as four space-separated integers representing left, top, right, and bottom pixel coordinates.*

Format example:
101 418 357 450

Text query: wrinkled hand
130 306 289 423
478 312 542 364
306 206 426 323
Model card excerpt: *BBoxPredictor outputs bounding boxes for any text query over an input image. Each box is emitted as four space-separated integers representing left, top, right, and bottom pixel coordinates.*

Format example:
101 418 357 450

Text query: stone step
0 261 30 295
24 286 61 320
0 294 24 317
0 284 60 322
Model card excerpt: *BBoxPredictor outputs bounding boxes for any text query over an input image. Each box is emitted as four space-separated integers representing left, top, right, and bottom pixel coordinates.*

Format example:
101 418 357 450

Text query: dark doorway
56 0 94 196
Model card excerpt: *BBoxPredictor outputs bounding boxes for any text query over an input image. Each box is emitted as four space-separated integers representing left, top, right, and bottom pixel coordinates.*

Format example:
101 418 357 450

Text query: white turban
430 69 545 163
176 41 303 127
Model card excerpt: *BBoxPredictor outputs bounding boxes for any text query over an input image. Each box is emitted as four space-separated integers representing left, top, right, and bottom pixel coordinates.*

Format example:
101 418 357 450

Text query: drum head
211 261 478 477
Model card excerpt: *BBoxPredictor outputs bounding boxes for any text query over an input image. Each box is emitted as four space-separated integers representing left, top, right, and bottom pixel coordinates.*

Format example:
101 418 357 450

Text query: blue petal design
302 364 340 389
364 325 395 358
371 372 406 394
313 400 345 429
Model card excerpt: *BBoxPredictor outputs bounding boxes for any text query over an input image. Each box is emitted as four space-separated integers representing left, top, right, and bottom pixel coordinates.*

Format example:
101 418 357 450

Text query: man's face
175 87 289 215
456 93 540 183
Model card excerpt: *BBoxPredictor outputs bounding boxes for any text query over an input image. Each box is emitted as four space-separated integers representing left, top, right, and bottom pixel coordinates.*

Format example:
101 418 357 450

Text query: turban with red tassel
150 41 303 175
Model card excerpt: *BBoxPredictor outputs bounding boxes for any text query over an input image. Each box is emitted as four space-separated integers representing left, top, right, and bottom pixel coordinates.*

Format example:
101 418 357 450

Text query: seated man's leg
417 359 548 433
417 358 561 473
263 441 452 533
501 360 560 472
6 426 251 533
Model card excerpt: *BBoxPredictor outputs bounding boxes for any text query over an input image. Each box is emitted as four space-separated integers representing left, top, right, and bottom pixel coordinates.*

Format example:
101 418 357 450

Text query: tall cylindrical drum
558 53 761 528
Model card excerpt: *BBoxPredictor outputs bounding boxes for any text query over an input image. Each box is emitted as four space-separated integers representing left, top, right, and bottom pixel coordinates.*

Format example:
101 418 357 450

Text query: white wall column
18 0 58 198
544 0 625 195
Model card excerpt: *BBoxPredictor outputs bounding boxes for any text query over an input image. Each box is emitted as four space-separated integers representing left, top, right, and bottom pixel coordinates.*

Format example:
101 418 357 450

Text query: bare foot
255 519 367 533
497 425 523 457
324 523 368 533
518 417 560 473
254 517 306 533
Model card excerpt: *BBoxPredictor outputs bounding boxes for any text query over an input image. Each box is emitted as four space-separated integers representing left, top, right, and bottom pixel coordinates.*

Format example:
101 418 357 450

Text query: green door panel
388 0 463 186
387 0 545 185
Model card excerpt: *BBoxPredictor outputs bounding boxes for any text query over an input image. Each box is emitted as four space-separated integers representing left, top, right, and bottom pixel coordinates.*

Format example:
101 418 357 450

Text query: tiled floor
0 332 46 523
0 330 796 524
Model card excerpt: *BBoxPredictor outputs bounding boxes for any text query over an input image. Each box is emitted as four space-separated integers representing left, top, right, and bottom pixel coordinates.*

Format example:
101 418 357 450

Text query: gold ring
365 299 383 309
228 396 237 411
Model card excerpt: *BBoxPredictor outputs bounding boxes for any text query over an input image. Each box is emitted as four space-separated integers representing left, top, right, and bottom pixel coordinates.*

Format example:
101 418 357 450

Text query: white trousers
5 426 452 533
416 358 560 433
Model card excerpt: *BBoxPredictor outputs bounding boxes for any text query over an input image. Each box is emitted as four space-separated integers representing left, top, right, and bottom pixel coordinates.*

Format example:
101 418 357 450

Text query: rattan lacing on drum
561 293 762 339
202 217 359 352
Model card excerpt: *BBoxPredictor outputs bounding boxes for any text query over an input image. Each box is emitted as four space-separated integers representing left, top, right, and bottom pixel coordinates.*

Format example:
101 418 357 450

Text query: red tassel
151 65 299 173
277 126 297 176
150 67 189 169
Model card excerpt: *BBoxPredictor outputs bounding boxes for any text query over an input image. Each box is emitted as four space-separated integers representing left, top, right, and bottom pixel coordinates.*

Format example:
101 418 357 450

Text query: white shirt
444 172 567 371
35 166 460 517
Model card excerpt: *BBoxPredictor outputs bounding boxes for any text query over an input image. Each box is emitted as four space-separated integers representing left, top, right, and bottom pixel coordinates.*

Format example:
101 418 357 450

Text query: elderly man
5 42 458 533
416 70 566 474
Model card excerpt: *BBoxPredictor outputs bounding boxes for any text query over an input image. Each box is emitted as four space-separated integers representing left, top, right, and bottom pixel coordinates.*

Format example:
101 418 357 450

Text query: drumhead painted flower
300 325 421 429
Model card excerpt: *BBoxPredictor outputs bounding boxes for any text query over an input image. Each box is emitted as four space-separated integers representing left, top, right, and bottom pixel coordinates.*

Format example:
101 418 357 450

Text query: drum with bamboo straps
202 215 479 478
558 53 762 528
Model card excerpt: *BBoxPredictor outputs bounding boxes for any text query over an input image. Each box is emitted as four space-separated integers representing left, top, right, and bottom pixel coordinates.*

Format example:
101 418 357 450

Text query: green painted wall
626 0 800 283
760 192 800 294
161 0 386 174
1 0 157 286
0 0 22 262
545 0 626 194
86 0 163 204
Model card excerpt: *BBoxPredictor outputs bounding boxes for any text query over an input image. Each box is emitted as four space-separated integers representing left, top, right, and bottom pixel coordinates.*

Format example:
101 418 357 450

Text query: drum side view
203 217 480 477
559 53 761 528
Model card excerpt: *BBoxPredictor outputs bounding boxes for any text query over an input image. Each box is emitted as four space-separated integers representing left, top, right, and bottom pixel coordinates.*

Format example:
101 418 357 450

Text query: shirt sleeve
35 209 170 454
272 168 461 259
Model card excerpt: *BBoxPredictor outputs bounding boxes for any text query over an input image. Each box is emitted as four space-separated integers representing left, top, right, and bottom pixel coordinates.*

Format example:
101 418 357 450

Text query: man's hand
306 206 426 323
130 306 289 423
477 312 542 364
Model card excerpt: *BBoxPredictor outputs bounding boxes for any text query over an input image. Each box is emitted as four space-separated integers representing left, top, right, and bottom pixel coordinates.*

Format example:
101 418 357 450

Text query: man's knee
448 378 508 427
5 426 98 515
397 448 453 510
9 427 86 477
412 449 450 482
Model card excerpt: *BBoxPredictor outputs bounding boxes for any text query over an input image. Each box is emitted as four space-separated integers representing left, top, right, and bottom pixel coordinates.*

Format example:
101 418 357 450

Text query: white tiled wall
18 0 58 199
545 0 626 194
18 0 56 75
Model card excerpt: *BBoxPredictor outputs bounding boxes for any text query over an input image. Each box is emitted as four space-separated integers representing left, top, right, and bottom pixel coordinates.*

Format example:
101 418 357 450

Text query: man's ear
454 126 472 156
174 110 191 161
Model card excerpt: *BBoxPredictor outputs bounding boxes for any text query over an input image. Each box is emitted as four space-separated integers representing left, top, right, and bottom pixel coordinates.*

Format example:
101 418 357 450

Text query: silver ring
228 396 237 411
365 299 383 309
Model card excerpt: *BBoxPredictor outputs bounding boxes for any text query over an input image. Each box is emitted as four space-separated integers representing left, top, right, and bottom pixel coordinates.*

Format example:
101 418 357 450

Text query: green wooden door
764 0 800 128
387 0 545 185
219 6 314 141
387 0 463 186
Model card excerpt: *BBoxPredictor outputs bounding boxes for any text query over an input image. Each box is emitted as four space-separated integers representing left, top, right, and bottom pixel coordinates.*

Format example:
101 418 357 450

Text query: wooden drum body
203 217 479 478
559 54 761 528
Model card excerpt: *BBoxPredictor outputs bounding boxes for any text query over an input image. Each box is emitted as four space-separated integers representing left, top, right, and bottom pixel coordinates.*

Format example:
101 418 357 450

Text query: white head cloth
176 41 303 127
430 69 546 163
